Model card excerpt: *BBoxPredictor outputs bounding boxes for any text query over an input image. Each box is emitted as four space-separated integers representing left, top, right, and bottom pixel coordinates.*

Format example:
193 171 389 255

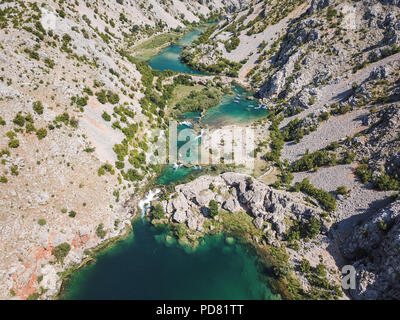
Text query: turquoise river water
63 28 277 300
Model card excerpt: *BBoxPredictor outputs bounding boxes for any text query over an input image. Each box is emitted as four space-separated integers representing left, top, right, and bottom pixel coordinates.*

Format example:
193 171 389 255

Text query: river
63 27 277 300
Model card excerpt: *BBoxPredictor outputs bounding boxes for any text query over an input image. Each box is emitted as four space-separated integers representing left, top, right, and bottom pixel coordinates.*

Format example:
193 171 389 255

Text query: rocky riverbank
148 172 345 299
148 170 400 299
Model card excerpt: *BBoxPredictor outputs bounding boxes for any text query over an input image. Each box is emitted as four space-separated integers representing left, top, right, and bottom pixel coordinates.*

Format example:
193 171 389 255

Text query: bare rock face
307 0 332 15
342 200 400 299
222 197 242 213
159 173 323 237
351 102 400 178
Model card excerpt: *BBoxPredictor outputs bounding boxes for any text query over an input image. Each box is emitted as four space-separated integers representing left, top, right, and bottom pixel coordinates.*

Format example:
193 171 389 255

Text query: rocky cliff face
342 200 400 299
259 0 400 108
160 172 324 237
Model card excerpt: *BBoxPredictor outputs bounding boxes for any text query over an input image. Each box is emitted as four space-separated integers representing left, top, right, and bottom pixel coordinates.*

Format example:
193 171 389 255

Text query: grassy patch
218 210 264 239
174 86 223 114
131 32 182 60
169 84 204 108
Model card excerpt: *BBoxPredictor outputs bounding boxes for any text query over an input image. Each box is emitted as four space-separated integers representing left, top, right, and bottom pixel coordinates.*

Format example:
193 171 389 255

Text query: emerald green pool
156 164 200 185
63 220 278 300
200 83 268 127
148 30 206 75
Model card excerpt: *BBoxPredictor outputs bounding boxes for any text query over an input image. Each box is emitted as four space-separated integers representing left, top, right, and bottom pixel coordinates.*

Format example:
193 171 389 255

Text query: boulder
222 197 242 213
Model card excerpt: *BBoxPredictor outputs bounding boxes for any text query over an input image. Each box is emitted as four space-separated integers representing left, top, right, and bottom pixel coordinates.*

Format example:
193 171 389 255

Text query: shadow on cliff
324 188 393 269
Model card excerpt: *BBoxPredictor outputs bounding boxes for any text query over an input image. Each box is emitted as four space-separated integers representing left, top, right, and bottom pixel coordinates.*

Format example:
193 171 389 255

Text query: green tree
96 223 107 239
152 203 165 219
33 101 44 115
102 111 111 121
53 243 71 262
300 258 311 274
36 128 47 140
209 200 219 217
336 186 348 195
13 113 25 127
8 139 19 148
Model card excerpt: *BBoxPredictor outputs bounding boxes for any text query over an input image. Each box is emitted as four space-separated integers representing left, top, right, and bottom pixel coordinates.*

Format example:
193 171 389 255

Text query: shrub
336 186 348 195
96 223 107 239
300 258 311 274
38 219 46 226
0 176 7 183
354 164 372 184
315 263 327 277
224 36 240 52
33 101 44 115
96 90 108 104
0 149 10 157
13 113 25 127
305 217 321 239
69 117 79 128
55 112 70 125
340 151 355 164
68 210 76 218
53 243 71 262
326 6 337 20
209 200 219 217
373 174 400 191
44 58 55 69
83 87 93 96
36 128 47 140
115 161 125 169
152 203 165 219
8 139 19 148
107 91 120 104
295 179 336 212
326 141 339 151
27 293 40 300
98 163 115 176
102 111 111 121
25 123 36 133
11 165 18 176
291 150 336 172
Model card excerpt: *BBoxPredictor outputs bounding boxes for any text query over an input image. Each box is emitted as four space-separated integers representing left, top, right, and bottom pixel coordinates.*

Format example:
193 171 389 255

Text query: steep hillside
0 0 248 300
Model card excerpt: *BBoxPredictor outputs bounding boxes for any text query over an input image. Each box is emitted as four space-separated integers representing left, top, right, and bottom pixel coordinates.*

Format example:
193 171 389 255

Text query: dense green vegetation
290 148 355 172
286 217 322 245
224 36 240 52
292 179 336 213
175 87 222 113
152 203 166 219
53 243 71 262
209 200 219 218
96 224 107 239
354 164 372 184
291 150 336 172
264 113 284 165
355 163 400 191
373 174 400 191
131 31 182 60
33 101 44 115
